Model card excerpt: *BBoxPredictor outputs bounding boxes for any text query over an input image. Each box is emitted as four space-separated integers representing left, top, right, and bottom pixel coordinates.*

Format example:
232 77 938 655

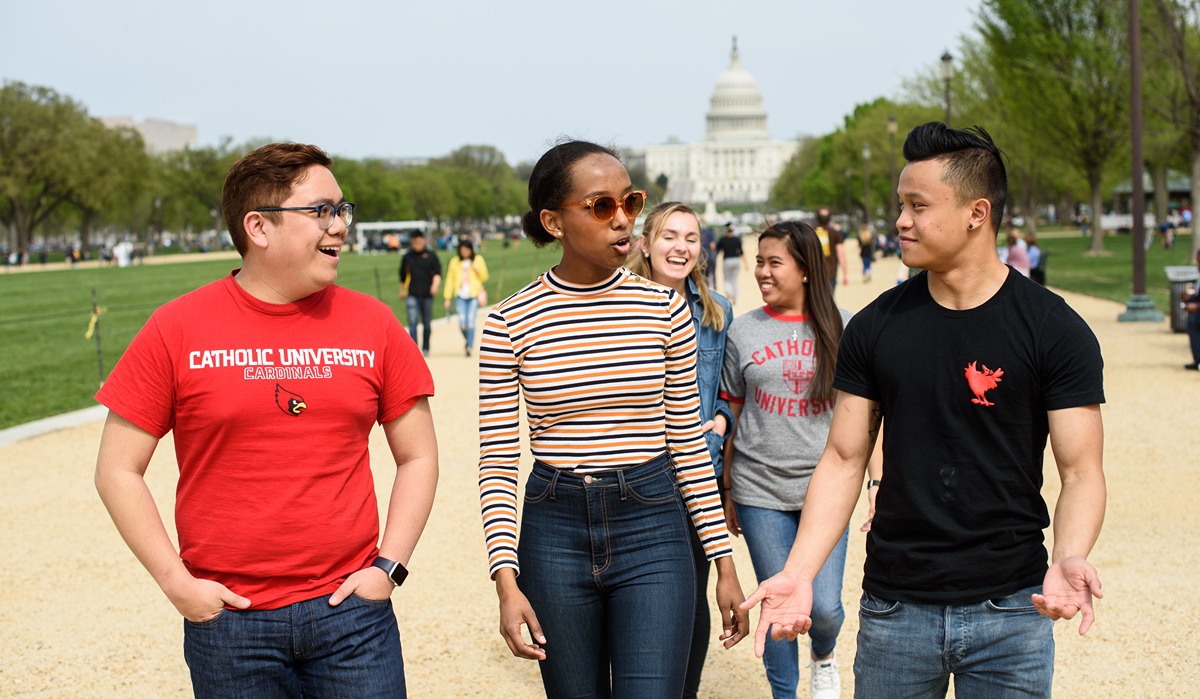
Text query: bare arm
1032 405 1106 634
331 398 439 604
94 411 249 620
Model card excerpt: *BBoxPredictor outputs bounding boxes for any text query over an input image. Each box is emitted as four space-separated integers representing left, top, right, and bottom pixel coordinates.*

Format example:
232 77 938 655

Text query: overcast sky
4 0 979 164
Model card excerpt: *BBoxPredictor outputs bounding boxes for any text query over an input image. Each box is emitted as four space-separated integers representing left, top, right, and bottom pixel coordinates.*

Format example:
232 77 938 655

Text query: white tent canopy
354 220 437 253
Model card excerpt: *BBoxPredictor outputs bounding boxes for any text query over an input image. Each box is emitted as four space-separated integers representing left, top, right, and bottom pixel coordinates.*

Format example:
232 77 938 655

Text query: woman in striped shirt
478 140 747 697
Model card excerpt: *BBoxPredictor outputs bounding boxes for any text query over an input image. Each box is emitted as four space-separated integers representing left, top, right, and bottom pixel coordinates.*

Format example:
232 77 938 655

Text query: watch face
389 562 408 586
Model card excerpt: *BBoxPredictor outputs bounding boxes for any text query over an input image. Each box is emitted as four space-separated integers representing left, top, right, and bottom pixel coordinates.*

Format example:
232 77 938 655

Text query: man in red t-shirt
95 143 437 697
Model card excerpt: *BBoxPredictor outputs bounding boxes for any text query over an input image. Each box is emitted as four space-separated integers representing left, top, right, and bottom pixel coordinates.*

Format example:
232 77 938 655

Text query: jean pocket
350 592 393 607
859 592 902 617
624 469 679 505
523 475 554 504
184 610 226 628
985 587 1040 614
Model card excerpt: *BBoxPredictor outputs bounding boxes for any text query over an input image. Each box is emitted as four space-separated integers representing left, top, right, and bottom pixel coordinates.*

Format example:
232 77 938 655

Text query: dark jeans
183 593 405 698
405 296 434 352
518 454 696 698
682 526 712 699
1188 311 1200 364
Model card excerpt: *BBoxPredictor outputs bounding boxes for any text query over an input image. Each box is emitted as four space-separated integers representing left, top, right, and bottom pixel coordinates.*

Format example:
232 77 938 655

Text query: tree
158 139 246 243
979 0 1130 254
1146 0 1200 257
432 145 525 218
67 121 151 251
0 82 93 252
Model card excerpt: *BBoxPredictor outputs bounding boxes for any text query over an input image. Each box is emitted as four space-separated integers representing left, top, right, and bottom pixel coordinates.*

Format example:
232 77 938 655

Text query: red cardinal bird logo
275 383 307 416
964 361 1003 406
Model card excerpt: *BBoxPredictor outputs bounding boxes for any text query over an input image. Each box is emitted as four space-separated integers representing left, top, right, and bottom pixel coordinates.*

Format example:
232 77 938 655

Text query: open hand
738 571 813 658
1032 556 1103 635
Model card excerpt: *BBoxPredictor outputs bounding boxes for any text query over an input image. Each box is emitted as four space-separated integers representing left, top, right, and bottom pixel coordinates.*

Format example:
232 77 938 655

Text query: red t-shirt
96 273 433 609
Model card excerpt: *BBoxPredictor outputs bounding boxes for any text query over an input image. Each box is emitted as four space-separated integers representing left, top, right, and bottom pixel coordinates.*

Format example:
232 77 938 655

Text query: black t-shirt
400 249 442 298
835 269 1104 604
715 235 743 259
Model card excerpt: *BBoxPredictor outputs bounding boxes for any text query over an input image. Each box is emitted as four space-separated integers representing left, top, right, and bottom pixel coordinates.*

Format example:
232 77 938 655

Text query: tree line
769 0 1200 259
0 82 531 257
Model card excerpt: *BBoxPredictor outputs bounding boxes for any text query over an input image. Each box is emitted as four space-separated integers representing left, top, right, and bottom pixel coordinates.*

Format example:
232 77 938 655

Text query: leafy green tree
158 138 247 243
0 82 93 252
398 167 456 225
979 0 1130 253
433 145 525 218
68 121 151 251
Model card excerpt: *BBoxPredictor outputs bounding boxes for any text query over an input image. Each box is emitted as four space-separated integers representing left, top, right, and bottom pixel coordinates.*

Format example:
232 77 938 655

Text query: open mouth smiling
318 246 340 258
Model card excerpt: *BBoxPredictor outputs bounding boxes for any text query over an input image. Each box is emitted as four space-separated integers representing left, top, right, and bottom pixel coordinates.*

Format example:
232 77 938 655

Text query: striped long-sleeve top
478 267 733 577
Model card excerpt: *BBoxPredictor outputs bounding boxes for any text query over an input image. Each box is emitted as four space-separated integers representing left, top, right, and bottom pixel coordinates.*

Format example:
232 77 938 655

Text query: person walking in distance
740 122 1106 698
443 238 489 356
716 222 748 303
94 143 439 698
813 208 849 291
399 230 441 356
479 140 748 698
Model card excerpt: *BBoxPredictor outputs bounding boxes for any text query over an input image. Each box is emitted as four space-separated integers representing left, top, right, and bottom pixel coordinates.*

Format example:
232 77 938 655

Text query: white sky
3 0 979 164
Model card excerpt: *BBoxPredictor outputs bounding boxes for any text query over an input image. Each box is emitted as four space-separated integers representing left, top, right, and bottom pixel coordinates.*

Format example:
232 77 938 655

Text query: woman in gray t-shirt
719 220 851 699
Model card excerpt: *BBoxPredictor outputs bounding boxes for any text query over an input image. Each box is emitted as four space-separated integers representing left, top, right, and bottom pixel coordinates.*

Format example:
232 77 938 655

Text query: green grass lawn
1 230 1195 430
0 240 557 430
1037 228 1195 312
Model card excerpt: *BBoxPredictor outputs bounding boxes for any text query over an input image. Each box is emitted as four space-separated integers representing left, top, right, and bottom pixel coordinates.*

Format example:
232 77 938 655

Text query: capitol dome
706 37 770 141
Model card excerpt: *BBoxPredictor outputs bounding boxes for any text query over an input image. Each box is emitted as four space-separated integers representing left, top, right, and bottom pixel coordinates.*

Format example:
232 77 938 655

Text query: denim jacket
687 278 734 476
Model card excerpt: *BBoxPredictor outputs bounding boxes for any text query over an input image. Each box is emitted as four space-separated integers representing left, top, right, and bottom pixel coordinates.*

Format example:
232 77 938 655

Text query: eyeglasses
558 190 647 223
254 202 356 230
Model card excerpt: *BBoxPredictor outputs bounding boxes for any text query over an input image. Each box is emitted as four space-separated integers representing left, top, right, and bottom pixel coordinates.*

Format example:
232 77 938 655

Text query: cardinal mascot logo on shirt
275 383 307 416
964 361 1003 407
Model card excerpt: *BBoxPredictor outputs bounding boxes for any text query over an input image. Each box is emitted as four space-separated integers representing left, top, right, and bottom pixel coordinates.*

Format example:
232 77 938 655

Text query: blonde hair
626 202 726 331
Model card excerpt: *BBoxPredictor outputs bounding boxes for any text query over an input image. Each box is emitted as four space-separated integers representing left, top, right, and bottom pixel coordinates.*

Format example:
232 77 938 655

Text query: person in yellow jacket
444 239 489 356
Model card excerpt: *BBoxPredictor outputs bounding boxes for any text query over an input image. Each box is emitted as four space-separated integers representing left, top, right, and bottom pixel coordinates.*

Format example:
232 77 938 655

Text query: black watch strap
371 556 409 587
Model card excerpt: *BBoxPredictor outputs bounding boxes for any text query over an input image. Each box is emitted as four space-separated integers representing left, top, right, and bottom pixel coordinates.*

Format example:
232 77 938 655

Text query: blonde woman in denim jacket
627 201 734 699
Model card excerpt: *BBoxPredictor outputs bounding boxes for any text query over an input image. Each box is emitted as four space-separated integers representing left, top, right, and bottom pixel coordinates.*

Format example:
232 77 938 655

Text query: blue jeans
454 295 479 350
854 585 1053 698
183 593 405 698
683 525 712 699
736 503 848 699
518 454 696 698
404 296 433 352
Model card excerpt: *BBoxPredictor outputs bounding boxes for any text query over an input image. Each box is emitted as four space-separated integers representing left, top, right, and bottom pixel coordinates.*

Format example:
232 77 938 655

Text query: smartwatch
371 556 409 588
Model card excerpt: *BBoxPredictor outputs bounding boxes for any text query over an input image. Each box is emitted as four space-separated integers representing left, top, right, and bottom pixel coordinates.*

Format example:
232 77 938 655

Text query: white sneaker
810 653 841 699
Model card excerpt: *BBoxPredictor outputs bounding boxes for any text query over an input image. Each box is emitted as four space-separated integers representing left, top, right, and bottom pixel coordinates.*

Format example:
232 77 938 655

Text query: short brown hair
222 143 332 255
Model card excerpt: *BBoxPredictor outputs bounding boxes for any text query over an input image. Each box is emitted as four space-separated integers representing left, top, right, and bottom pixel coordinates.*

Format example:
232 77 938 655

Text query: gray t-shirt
720 306 853 510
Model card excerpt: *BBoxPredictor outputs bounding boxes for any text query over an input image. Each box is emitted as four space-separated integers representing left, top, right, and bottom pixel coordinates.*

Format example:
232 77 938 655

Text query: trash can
1166 265 1200 333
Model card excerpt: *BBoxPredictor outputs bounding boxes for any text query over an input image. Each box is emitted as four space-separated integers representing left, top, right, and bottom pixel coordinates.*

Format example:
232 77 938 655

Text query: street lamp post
1118 0 1163 322
888 115 899 235
941 50 954 127
862 142 872 227
844 165 852 217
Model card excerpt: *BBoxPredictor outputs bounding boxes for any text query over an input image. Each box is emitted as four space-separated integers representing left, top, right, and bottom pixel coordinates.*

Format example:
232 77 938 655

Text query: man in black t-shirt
399 230 442 355
741 123 1107 697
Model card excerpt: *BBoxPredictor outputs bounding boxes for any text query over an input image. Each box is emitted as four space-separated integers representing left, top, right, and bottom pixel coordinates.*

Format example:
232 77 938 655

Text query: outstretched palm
740 571 814 658
1032 556 1103 635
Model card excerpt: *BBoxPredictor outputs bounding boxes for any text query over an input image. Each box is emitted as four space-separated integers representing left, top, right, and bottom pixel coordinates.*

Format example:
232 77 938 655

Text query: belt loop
548 468 561 501
617 469 628 501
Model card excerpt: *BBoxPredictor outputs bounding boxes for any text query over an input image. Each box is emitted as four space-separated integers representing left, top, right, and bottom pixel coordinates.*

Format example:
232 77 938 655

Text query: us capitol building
626 39 799 207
